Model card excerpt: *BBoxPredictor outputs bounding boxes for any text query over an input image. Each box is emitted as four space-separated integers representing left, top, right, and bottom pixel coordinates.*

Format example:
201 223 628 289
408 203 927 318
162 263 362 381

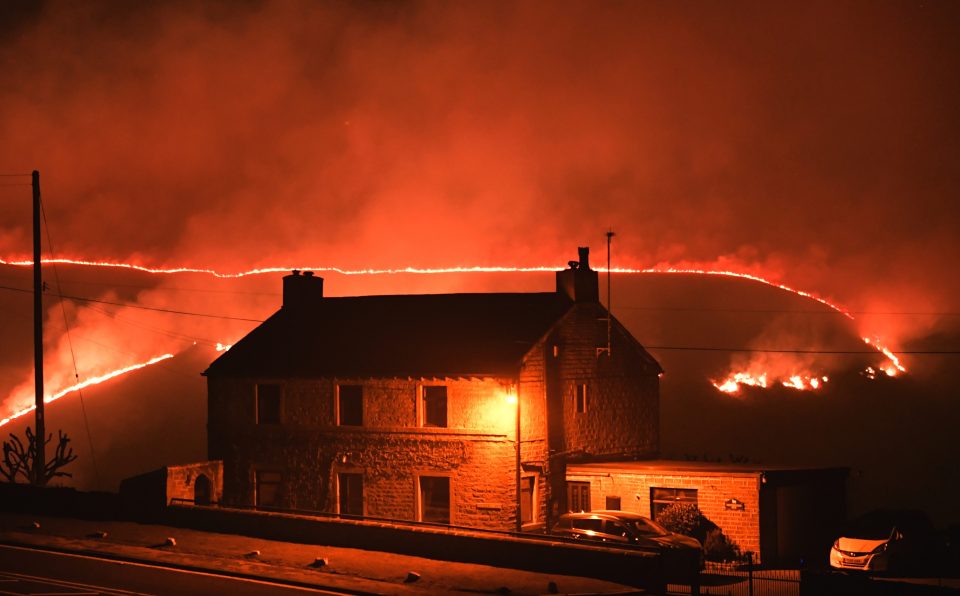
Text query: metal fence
669 561 801 596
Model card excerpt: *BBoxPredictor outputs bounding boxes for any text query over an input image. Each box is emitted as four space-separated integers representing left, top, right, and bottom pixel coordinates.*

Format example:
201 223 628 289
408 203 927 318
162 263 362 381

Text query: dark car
552 510 703 580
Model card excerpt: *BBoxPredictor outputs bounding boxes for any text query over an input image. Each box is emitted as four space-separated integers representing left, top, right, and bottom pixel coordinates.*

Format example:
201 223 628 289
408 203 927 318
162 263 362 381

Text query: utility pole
32 170 45 486
606 230 614 356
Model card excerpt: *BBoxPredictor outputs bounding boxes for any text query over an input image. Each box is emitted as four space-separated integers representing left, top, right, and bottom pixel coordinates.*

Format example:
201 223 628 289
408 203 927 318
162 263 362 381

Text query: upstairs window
575 383 588 414
338 384 363 426
422 385 447 428
256 383 281 425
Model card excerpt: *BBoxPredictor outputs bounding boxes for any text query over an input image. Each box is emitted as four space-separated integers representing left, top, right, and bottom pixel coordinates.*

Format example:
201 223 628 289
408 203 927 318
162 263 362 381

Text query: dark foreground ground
0 512 642 595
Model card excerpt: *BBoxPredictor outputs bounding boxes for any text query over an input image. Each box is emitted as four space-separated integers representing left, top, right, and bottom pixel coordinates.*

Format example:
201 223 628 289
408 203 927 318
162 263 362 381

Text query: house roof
204 292 576 379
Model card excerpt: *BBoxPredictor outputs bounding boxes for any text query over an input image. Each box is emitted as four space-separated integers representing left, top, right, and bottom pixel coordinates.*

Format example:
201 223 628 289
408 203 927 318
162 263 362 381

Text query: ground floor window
338 472 364 517
255 470 282 508
567 481 591 512
605 495 622 510
650 487 698 519
419 476 451 524
520 476 536 524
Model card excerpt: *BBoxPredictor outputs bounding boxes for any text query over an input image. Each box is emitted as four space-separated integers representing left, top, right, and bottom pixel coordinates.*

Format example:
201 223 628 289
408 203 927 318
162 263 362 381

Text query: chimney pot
283 271 323 308
578 247 590 270
556 247 599 302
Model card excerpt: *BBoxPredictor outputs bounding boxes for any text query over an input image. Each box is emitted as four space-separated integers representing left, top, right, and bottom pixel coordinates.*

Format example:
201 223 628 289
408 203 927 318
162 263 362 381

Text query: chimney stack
283 270 324 308
556 246 599 302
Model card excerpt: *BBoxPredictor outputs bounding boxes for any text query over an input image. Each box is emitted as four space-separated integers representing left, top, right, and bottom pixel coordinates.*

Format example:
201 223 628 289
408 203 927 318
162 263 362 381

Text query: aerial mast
605 230 614 356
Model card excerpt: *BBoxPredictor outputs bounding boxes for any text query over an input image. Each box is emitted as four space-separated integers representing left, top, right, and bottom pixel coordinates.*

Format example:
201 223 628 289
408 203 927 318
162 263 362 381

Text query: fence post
747 551 754 596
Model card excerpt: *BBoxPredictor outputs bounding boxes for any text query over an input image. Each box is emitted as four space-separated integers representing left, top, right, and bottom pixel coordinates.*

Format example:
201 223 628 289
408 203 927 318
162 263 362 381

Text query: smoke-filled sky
1 0 958 317
2 1 959 520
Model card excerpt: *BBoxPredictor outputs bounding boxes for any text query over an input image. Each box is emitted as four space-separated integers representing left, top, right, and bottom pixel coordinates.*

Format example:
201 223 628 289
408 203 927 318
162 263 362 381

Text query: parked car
829 510 940 575
552 510 703 580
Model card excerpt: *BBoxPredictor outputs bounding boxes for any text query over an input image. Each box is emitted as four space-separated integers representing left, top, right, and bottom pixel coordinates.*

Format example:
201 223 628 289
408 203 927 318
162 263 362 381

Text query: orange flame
0 353 174 427
1 256 907 395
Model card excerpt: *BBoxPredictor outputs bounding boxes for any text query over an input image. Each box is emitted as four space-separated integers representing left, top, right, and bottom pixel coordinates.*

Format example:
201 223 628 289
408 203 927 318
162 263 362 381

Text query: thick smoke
1 2 958 313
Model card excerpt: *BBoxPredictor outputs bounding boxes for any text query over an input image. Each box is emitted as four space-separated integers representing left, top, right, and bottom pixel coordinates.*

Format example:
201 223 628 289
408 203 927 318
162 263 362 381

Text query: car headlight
871 542 888 555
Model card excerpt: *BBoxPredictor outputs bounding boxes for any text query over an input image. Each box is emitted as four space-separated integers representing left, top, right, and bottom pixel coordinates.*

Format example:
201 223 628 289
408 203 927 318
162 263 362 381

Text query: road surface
0 544 351 595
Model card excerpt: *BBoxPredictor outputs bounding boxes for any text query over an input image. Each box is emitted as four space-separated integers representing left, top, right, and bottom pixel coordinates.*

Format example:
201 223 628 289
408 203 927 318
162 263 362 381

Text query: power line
0 284 265 322
41 196 101 489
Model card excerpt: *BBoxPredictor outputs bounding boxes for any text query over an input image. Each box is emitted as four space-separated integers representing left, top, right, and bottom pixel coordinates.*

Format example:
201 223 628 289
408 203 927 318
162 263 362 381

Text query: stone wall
209 375 525 530
553 304 660 460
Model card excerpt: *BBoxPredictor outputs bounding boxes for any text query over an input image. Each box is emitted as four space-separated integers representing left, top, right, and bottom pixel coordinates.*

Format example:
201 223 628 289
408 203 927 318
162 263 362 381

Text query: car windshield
846 526 893 540
628 518 670 537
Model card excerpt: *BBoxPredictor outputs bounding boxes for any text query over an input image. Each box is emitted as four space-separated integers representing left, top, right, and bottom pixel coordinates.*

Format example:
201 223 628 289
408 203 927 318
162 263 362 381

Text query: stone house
204 247 662 531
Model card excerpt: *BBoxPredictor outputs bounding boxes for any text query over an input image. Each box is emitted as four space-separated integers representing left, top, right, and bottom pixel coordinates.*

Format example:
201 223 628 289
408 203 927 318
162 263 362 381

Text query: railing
668 554 800 596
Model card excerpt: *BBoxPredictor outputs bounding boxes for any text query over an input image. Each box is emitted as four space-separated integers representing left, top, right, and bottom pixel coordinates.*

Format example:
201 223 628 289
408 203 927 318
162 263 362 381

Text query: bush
657 502 744 563
703 528 742 562
657 502 703 538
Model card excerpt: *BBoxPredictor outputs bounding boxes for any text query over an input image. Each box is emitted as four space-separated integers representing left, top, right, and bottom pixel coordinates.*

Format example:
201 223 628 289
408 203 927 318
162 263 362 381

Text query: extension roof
204 292 577 379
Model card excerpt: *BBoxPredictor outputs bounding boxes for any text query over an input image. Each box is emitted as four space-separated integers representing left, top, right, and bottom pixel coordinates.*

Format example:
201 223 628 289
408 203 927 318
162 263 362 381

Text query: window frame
520 474 538 525
254 469 283 508
574 383 588 414
566 480 591 513
420 385 448 428
255 383 282 425
417 474 452 524
336 384 364 427
650 487 699 520
336 471 364 517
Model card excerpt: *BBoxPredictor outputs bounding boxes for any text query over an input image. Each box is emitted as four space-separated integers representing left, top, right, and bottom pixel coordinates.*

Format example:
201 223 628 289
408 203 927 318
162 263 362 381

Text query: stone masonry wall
566 469 762 562
554 304 660 459
209 376 524 530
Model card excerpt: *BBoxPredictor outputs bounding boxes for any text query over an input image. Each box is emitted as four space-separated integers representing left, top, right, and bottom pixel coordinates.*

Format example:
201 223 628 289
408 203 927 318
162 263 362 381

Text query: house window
256 384 281 425
575 383 587 414
338 472 364 517
419 476 451 524
567 481 591 512
520 476 536 524
650 487 699 519
338 384 363 426
255 470 282 508
605 495 622 510
421 386 447 428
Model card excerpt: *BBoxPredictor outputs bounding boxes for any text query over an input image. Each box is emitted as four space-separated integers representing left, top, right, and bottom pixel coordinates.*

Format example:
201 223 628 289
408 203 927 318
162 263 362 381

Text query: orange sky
1 0 958 349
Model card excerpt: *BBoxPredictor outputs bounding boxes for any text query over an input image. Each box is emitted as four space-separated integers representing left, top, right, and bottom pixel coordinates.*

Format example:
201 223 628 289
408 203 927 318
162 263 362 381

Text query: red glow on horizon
0 255 907 396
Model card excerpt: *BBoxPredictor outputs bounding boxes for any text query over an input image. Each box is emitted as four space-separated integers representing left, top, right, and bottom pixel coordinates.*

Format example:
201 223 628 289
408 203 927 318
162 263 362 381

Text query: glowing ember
215 343 232 352
0 354 174 427
862 337 906 376
781 375 829 390
712 372 768 394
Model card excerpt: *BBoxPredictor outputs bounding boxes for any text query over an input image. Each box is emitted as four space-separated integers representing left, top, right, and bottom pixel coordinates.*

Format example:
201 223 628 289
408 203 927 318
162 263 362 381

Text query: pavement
0 512 642 595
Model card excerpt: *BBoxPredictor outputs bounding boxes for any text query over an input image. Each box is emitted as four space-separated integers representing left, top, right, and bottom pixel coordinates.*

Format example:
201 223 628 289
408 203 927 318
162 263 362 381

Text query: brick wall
566 468 763 562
